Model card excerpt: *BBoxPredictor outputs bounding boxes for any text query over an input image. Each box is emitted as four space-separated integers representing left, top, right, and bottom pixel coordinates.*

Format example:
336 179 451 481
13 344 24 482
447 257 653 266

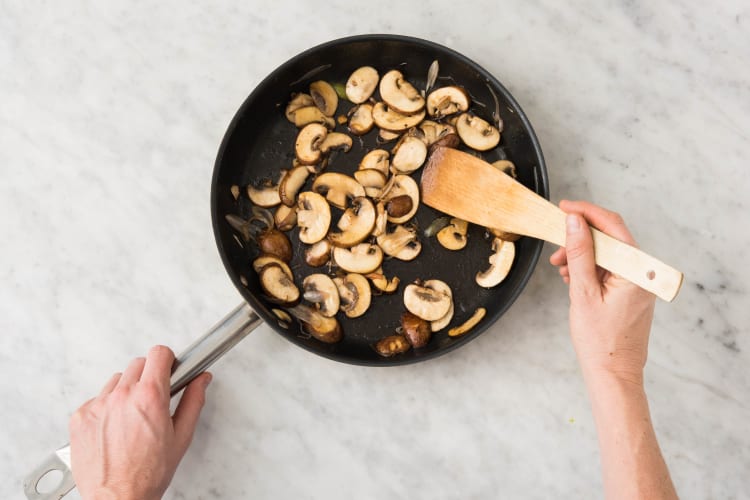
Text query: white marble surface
2 1 748 499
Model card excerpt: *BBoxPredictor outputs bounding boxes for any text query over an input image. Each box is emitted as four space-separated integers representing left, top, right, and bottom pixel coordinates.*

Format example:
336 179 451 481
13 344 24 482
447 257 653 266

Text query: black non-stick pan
213 34 548 365
24 34 547 499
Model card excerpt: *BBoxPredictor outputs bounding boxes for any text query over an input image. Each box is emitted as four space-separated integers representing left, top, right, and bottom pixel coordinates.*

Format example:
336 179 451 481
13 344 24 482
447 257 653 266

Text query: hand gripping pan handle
23 303 262 499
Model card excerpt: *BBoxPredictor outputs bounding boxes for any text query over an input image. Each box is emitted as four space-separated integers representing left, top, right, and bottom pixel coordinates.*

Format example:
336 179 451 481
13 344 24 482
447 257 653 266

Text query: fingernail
566 214 581 232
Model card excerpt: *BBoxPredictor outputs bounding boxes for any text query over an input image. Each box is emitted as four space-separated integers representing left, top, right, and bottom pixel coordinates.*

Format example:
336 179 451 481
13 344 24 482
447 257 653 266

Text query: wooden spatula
420 147 683 302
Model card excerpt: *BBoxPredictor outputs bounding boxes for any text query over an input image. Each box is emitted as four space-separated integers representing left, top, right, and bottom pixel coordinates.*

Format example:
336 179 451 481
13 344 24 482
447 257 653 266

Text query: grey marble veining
2 1 748 499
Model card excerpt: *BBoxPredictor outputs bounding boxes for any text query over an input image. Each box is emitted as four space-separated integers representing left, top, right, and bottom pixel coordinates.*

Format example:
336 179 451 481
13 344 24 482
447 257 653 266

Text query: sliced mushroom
430 132 461 150
359 149 390 176
391 135 428 174
305 239 331 267
372 102 426 132
374 334 411 357
487 227 521 242
418 121 456 146
274 203 297 232
353 168 387 198
436 218 469 251
258 229 293 262
285 93 314 122
312 172 366 210
348 103 375 135
271 308 292 329
400 311 432 348
309 80 338 117
379 174 419 224
295 123 328 165
403 280 452 321
372 201 388 237
366 267 400 294
287 304 342 343
279 166 310 207
377 128 402 143
303 274 340 317
385 195 413 219
253 255 292 280
379 70 425 114
346 66 379 104
296 191 331 244
329 196 376 248
258 263 299 304
475 238 515 288
491 159 517 179
293 106 336 129
376 224 421 261
456 113 501 151
332 243 383 274
448 307 486 337
247 170 286 207
319 132 353 154
426 85 470 118
333 273 371 318
423 279 454 332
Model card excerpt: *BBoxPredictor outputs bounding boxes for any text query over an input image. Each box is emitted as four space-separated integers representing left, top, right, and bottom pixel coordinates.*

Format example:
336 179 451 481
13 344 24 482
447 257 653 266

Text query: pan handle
23 302 262 500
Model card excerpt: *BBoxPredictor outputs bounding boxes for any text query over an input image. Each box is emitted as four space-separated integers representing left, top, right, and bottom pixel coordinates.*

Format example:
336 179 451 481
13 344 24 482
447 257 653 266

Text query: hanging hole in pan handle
23 445 75 499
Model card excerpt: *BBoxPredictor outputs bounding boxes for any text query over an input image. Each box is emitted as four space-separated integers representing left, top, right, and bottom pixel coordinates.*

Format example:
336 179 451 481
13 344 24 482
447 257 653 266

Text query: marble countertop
2 2 748 499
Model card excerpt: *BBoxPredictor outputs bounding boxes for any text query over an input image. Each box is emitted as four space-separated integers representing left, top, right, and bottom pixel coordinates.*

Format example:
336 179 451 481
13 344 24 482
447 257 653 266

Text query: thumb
173 372 211 453
564 214 600 297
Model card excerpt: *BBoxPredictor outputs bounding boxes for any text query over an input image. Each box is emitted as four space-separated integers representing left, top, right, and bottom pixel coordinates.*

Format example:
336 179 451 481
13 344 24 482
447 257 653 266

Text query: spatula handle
537 206 683 302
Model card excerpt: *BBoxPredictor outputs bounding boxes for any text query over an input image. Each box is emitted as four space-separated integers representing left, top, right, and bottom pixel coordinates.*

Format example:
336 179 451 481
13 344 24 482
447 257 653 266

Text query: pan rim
210 34 549 367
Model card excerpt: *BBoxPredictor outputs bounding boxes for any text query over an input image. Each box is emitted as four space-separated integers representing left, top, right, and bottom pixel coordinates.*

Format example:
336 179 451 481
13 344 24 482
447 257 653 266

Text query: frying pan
24 34 548 498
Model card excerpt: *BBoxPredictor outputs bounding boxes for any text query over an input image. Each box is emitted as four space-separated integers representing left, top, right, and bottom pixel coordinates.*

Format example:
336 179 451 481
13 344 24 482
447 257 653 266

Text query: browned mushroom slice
309 80 338 117
475 238 515 288
376 224 421 261
279 166 310 207
296 191 331 244
329 196 376 248
424 279 454 332
391 135 428 174
346 66 379 104
303 274 340 317
305 239 332 267
403 280 452 321
319 132 353 154
400 311 432 348
437 218 469 251
247 170 286 208
377 128 402 143
333 273 371 318
372 102 425 132
287 304 343 343
379 174 419 224
374 334 411 357
348 103 375 135
384 194 413 219
253 255 292 279
293 106 336 129
426 86 470 118
332 243 383 274
455 113 500 151
353 169 387 198
274 204 297 232
285 93 314 122
359 149 390 176
258 263 299 304
379 69 425 114
258 229 293 262
491 159 517 179
448 307 486 337
295 123 328 165
372 201 387 237
365 266 399 294
312 172 366 210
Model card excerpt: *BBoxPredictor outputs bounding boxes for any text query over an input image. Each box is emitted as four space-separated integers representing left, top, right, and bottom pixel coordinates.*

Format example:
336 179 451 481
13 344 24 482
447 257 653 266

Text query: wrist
581 365 644 395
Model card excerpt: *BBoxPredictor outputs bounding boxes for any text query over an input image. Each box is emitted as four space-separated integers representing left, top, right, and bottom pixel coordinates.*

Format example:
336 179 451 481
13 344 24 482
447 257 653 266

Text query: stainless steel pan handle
23 302 262 499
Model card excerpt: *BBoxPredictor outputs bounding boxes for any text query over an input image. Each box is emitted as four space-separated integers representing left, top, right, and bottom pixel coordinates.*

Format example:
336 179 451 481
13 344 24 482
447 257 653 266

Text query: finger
559 200 636 246
563 213 601 298
558 265 569 279
99 372 122 396
118 357 146 387
549 247 567 266
140 345 175 395
173 372 212 453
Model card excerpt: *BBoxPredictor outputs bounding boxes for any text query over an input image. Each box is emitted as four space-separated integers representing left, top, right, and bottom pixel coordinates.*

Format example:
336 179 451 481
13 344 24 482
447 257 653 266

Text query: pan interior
211 35 548 366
